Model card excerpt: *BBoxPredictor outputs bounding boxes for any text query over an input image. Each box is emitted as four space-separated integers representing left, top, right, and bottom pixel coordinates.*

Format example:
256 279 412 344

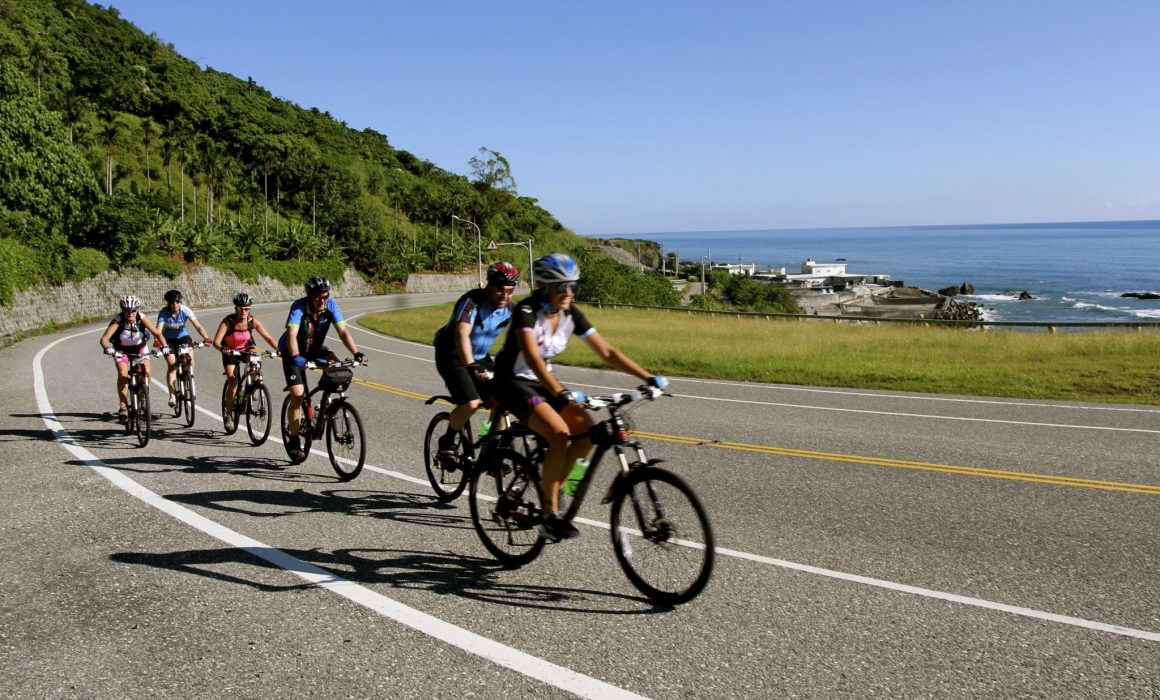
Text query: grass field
359 302 1160 405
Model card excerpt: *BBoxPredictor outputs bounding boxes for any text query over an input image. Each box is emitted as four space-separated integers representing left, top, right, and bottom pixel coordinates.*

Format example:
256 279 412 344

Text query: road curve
2 292 1156 698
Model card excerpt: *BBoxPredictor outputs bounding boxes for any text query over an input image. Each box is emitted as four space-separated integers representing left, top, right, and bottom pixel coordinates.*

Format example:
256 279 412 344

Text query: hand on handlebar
103 346 116 356
353 351 367 364
557 388 586 405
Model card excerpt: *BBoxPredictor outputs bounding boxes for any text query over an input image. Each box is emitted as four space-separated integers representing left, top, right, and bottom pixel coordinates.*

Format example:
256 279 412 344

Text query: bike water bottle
562 458 590 496
477 420 492 439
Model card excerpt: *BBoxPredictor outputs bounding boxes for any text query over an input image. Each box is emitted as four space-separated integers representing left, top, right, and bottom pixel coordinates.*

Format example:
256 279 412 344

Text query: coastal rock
1017 291 1033 300
938 285 960 297
1121 292 1160 300
937 281 974 297
960 281 975 295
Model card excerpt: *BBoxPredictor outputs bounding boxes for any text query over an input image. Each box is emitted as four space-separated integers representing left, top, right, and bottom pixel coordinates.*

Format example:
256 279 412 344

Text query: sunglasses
552 282 578 294
312 293 330 301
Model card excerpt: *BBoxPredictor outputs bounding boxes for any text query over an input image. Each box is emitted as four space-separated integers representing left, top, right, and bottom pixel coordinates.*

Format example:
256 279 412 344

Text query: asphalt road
2 292 1157 698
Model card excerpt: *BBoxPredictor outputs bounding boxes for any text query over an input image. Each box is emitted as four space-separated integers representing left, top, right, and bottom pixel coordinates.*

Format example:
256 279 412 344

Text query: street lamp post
451 215 482 287
492 239 534 289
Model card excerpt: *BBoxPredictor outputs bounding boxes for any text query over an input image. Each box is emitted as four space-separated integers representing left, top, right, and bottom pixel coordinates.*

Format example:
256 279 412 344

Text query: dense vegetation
0 0 681 307
687 268 802 313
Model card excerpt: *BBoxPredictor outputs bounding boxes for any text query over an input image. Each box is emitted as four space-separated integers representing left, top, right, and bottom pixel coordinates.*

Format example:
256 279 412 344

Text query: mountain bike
468 386 715 605
110 348 160 448
168 340 207 427
221 349 276 446
279 358 366 480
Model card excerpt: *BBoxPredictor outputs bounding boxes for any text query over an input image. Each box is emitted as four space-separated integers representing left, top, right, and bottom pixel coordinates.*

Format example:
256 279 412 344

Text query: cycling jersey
220 313 255 351
157 304 198 341
278 297 345 358
110 314 151 351
495 290 595 381
433 288 512 362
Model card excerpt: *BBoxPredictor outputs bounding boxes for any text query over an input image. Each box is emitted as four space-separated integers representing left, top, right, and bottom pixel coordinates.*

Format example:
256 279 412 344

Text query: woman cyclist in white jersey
493 254 668 541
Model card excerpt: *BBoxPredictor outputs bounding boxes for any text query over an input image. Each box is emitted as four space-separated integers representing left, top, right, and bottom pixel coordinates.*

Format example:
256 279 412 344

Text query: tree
468 147 517 193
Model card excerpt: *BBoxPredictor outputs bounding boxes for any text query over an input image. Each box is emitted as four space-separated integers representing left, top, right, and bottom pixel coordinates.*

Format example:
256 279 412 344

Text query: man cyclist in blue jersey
279 276 367 461
156 289 212 408
432 262 520 459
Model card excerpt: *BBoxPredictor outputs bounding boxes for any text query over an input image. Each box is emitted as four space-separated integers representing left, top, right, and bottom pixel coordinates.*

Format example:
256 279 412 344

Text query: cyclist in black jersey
493 254 668 540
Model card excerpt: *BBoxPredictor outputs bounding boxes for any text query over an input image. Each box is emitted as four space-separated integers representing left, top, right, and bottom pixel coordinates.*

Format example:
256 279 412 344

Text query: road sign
486 240 498 250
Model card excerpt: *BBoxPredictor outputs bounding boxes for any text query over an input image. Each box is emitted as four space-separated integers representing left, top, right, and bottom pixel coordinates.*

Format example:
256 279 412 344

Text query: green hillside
0 0 623 301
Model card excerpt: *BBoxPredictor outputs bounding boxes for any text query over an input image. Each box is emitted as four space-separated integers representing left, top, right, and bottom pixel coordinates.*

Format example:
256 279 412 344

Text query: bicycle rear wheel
220 382 240 435
181 373 195 427
325 399 365 481
135 386 151 448
610 467 714 605
468 448 546 567
423 412 472 501
279 393 312 464
245 382 272 446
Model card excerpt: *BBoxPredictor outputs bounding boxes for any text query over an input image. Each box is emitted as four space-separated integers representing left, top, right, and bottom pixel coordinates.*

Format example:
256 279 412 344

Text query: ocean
606 220 1160 324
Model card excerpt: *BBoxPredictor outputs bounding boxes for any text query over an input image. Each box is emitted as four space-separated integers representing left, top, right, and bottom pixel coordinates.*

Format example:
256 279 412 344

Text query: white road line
35 333 648 700
656 393 1160 434
50 330 1160 645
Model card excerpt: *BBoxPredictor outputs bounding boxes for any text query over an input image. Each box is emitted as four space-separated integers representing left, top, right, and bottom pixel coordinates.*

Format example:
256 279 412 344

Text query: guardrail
585 301 1160 333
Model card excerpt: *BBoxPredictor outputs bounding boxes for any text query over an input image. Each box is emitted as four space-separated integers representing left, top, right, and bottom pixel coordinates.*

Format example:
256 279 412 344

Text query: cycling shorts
435 352 495 405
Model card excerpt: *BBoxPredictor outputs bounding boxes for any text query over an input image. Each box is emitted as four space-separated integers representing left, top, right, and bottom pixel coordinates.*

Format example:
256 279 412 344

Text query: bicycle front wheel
220 382 240 435
610 467 714 605
245 383 272 446
325 399 365 481
468 448 546 567
279 393 312 464
423 412 472 501
182 373 195 427
135 386 151 448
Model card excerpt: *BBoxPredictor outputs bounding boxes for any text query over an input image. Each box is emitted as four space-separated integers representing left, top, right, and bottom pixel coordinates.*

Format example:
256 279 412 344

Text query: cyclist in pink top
212 292 279 430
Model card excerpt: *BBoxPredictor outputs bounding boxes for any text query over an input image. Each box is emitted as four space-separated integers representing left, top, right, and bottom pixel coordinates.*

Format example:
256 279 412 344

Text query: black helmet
164 289 182 304
232 292 252 307
304 276 330 295
486 262 520 286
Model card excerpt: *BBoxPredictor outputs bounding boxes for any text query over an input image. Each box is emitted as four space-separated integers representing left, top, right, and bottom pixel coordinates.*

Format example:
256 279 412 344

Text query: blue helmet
533 254 580 284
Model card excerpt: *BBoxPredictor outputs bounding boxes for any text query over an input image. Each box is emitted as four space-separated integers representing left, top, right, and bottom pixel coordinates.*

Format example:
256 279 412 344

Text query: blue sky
106 1 1160 235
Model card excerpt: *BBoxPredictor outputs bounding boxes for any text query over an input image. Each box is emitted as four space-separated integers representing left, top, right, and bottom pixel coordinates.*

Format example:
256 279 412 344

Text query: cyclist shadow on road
110 544 664 614
7 411 144 448
166 486 465 530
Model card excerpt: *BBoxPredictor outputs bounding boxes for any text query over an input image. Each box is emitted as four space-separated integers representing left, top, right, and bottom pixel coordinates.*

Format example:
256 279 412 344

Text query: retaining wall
0 266 372 341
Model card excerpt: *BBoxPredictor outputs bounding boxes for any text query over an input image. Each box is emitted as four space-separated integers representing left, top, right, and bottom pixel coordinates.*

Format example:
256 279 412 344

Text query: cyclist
98 294 166 422
493 254 668 541
156 289 211 408
278 276 368 461
432 262 519 457
212 292 280 432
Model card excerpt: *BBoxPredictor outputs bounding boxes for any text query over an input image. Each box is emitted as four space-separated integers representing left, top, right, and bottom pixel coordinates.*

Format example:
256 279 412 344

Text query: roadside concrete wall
405 273 530 294
0 266 372 341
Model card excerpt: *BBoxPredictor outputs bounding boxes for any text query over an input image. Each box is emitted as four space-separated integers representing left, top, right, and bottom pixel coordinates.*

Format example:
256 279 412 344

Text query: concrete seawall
0 266 372 342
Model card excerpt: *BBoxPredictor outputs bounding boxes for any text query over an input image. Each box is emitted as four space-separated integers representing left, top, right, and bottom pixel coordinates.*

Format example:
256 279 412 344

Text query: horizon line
583 217 1160 239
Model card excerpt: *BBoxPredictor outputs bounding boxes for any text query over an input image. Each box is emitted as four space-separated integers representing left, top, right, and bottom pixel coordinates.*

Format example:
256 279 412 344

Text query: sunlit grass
360 303 1160 404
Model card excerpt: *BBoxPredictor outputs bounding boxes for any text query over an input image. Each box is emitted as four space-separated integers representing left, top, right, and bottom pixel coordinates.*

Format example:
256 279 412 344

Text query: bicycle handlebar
584 385 666 410
304 358 366 370
223 348 279 358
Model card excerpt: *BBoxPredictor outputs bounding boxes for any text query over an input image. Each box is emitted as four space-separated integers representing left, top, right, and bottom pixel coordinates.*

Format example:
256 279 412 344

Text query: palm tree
99 111 124 195
141 118 159 194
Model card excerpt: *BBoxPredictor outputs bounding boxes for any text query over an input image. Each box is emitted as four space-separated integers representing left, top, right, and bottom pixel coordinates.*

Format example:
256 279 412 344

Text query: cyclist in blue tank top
432 262 519 455
156 289 211 408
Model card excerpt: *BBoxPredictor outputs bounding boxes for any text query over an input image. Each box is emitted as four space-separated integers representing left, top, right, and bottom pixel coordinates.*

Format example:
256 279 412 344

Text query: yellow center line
633 430 1160 495
351 379 1159 495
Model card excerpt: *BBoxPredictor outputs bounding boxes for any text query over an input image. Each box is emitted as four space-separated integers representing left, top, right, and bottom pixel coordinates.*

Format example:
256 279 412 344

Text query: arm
141 317 166 345
212 319 229 352
192 318 211 342
253 318 279 352
99 321 117 350
454 321 476 364
582 331 652 383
